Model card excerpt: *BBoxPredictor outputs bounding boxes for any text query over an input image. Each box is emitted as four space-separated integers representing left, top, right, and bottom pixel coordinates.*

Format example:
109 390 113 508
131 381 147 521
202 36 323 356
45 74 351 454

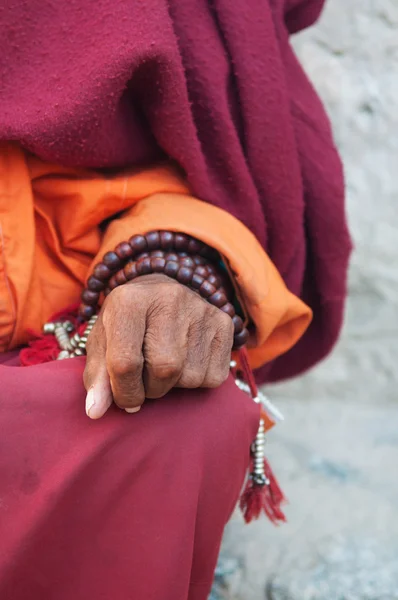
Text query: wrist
80 231 249 350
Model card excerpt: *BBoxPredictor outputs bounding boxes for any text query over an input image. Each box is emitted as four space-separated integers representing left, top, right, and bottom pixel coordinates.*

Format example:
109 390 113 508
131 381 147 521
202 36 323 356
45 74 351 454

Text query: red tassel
240 459 287 525
20 334 60 366
19 304 81 367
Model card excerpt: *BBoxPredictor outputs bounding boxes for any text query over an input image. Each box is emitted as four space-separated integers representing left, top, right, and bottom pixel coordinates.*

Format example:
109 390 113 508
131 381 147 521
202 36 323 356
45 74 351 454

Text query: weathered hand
83 274 234 419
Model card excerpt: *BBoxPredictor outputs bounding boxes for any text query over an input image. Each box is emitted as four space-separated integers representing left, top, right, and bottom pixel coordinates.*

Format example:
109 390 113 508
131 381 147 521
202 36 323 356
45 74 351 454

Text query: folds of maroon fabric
0 354 259 600
0 0 352 381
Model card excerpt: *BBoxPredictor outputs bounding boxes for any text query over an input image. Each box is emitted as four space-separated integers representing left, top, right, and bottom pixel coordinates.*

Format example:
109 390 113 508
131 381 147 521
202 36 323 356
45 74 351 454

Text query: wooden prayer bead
129 234 147 254
136 252 149 261
81 289 100 306
136 257 152 275
165 252 179 262
177 266 193 285
149 250 165 258
87 276 106 292
191 274 205 289
93 263 111 280
208 290 227 308
145 231 160 250
179 256 195 268
207 274 222 289
79 304 96 319
232 314 244 334
151 257 167 272
124 261 138 280
115 270 128 285
195 265 209 278
108 275 118 290
115 242 134 260
102 251 122 270
187 238 204 254
159 231 175 249
174 233 189 251
220 303 236 318
199 281 217 298
233 329 250 348
164 260 179 278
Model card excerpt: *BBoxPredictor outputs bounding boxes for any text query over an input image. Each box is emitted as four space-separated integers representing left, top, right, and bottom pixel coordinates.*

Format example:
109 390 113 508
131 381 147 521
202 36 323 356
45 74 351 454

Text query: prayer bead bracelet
79 231 250 350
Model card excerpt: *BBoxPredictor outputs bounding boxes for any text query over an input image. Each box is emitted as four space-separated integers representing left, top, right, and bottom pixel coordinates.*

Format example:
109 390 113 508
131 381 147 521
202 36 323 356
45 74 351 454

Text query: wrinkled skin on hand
83 274 234 419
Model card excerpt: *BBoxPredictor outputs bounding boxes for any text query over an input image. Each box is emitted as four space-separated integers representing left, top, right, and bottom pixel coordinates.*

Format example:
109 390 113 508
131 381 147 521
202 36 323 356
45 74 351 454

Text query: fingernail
125 406 141 414
85 387 96 417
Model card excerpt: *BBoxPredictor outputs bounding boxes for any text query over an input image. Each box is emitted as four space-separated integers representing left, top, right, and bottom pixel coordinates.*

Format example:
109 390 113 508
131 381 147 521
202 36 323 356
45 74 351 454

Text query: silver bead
54 324 72 351
57 350 71 360
63 321 74 333
43 322 55 334
73 348 84 356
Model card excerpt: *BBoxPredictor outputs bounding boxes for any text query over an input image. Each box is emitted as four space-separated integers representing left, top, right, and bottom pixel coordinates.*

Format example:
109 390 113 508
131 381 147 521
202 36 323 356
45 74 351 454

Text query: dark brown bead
165 252 179 262
149 249 165 258
151 257 166 272
174 233 189 251
177 266 193 285
233 329 250 349
115 241 134 260
87 276 106 292
136 257 153 276
79 304 96 320
195 265 209 278
178 252 188 258
179 256 195 268
124 261 138 280
92 263 111 281
207 274 222 289
208 290 228 309
193 256 207 265
108 275 118 290
232 314 244 334
191 274 205 289
187 238 204 254
115 270 128 285
159 231 175 249
164 260 179 279
81 289 100 306
205 263 216 274
145 231 160 250
104 288 111 297
220 302 236 318
199 281 217 298
129 234 147 254
136 251 149 260
102 251 122 271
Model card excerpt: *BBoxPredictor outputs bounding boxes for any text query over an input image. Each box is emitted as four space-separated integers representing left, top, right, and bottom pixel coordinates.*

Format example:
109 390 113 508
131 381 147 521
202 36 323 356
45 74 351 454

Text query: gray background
215 1 398 598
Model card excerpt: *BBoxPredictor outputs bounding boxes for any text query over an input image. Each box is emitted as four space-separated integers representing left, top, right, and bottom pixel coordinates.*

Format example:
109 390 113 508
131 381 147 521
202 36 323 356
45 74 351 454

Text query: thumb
83 318 113 419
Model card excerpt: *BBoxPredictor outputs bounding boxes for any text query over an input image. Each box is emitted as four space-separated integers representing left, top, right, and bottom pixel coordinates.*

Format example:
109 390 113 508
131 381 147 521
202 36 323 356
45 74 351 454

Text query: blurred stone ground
212 1 398 598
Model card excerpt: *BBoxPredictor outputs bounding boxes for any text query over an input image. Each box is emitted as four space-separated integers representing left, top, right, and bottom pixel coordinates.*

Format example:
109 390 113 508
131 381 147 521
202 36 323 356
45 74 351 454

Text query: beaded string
79 231 250 350
40 231 286 524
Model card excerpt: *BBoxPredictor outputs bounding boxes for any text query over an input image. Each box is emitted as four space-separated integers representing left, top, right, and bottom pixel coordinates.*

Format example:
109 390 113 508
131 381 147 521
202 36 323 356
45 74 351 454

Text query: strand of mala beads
38 231 286 526
79 231 250 351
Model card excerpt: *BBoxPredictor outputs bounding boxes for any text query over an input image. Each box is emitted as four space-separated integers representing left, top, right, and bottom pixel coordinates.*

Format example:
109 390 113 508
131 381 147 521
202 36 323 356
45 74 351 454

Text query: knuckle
179 369 204 389
150 356 183 381
110 355 143 378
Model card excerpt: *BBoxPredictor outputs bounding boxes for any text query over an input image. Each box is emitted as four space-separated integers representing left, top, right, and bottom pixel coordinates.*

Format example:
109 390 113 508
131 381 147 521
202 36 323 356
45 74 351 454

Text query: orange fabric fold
96 194 312 368
0 143 311 367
